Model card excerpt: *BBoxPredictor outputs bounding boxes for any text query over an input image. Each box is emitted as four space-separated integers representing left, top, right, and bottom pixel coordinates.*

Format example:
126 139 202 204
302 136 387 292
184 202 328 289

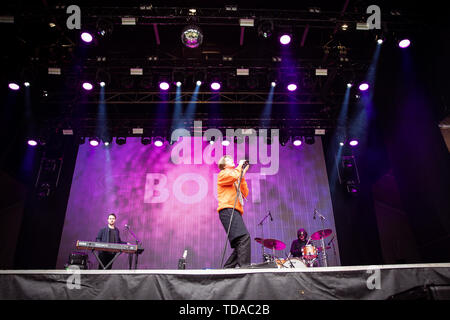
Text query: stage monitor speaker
67 251 89 269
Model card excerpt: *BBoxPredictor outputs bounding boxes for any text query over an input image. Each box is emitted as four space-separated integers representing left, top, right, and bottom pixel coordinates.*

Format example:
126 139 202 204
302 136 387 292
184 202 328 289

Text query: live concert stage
1 1 450 306
1 263 450 300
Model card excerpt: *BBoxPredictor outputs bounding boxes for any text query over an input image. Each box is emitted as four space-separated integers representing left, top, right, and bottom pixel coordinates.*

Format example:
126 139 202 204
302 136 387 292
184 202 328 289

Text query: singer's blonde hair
218 155 232 170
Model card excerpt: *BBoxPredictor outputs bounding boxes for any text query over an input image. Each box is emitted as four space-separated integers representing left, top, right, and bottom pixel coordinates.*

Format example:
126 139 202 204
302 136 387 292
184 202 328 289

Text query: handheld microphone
183 249 188 259
313 209 317 220
242 159 249 169
269 211 273 221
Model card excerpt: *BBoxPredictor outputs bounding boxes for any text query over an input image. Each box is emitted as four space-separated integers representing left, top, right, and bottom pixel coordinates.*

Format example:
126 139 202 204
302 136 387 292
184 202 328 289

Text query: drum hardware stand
328 236 337 266
124 225 142 269
284 252 295 268
220 162 247 268
314 209 328 267
257 211 273 262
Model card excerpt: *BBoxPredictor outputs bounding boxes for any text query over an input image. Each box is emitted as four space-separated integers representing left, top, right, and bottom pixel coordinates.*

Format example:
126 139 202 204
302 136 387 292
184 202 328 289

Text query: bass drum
276 257 307 269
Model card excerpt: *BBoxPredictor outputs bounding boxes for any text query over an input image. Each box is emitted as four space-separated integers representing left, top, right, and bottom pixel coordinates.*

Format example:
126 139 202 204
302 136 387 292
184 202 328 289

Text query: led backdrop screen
57 135 340 269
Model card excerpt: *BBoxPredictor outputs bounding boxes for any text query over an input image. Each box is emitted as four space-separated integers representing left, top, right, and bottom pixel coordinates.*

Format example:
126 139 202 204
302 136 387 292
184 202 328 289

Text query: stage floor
1 263 450 300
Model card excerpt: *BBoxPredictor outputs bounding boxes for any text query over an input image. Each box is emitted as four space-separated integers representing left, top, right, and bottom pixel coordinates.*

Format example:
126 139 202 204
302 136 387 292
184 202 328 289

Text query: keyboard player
95 213 128 269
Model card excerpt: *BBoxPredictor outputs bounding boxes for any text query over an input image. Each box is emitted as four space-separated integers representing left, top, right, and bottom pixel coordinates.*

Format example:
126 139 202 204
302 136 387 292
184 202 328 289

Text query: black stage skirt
218 208 249 244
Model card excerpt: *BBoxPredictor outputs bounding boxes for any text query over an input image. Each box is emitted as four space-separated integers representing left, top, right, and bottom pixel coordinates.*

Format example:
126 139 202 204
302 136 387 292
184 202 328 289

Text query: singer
216 155 251 268
95 213 127 269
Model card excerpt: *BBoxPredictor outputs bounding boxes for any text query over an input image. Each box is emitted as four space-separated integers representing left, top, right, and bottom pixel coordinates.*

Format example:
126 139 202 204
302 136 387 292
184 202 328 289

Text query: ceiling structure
0 0 444 139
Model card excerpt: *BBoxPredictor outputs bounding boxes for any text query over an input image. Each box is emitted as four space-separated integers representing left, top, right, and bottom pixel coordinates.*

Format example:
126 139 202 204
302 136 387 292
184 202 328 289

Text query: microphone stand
125 226 141 269
258 211 272 262
316 210 328 267
220 163 246 269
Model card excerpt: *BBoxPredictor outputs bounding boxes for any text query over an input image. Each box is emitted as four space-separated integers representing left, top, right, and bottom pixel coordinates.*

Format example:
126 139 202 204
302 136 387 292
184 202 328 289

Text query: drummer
290 228 309 258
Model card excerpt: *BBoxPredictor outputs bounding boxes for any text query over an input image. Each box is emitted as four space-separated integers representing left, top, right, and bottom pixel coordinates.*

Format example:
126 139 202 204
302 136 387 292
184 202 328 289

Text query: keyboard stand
92 250 123 270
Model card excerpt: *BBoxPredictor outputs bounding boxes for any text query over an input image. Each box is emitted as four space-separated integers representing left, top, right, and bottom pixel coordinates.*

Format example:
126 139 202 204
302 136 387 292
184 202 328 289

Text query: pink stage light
279 34 291 45
159 82 169 90
211 82 221 90
8 83 20 90
398 39 410 48
287 84 297 91
349 140 359 146
358 83 369 91
82 82 93 91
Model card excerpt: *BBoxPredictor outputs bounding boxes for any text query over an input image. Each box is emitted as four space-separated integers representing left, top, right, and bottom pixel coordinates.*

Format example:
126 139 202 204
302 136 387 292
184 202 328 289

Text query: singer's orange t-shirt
217 166 249 215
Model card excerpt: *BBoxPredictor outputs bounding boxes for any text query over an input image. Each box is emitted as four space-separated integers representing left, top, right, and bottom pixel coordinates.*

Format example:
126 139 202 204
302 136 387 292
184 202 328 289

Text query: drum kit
254 228 334 269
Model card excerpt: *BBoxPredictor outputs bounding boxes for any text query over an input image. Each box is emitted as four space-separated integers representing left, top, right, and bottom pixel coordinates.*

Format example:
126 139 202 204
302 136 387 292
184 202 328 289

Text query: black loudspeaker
388 285 450 300
247 261 278 269
67 251 89 269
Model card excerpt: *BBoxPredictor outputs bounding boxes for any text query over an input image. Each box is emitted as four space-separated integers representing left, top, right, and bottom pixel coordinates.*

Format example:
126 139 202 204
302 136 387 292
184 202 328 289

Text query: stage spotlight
159 81 170 90
358 83 369 91
293 136 302 146
116 137 126 145
279 34 291 45
304 136 315 145
141 137 151 145
96 18 113 37
153 137 164 147
82 82 93 91
196 80 202 86
349 139 359 146
398 39 410 48
258 20 273 39
271 81 277 87
89 138 100 147
339 141 345 146
99 81 106 87
176 81 182 87
181 25 203 48
287 83 297 91
27 139 38 147
347 83 353 88
8 82 20 90
211 82 221 91
347 185 359 194
24 82 31 87
222 140 230 146
81 32 93 43
101 136 112 146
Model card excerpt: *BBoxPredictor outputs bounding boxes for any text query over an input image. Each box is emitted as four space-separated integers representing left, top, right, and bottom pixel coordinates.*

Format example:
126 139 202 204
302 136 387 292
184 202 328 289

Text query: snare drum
276 257 307 269
301 245 318 260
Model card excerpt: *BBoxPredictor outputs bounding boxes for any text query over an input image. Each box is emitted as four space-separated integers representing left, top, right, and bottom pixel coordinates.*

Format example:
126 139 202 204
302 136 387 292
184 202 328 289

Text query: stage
1 263 449 300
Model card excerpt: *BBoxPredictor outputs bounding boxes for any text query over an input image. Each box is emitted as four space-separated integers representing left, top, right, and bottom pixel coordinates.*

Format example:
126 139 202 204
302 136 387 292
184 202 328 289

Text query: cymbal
311 229 333 240
317 246 331 252
254 238 286 250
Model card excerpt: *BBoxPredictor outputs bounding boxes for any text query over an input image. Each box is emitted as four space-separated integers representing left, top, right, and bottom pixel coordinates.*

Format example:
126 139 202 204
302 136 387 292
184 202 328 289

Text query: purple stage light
159 82 170 90
293 139 302 146
279 34 291 45
81 32 93 43
8 83 20 90
82 82 93 91
287 83 297 91
398 39 410 48
349 139 359 146
89 138 99 147
153 137 164 147
27 139 38 146
358 83 369 91
211 82 221 90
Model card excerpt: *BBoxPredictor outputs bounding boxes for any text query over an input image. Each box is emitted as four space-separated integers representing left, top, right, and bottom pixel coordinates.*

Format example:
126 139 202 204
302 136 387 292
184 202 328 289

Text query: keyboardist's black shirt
109 228 117 244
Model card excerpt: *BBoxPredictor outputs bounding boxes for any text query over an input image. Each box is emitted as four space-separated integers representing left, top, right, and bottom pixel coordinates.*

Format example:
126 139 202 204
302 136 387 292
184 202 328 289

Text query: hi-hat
254 238 286 250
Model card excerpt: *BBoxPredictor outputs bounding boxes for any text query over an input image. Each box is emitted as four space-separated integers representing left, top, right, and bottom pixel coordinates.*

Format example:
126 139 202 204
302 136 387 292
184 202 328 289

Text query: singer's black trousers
219 208 251 268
